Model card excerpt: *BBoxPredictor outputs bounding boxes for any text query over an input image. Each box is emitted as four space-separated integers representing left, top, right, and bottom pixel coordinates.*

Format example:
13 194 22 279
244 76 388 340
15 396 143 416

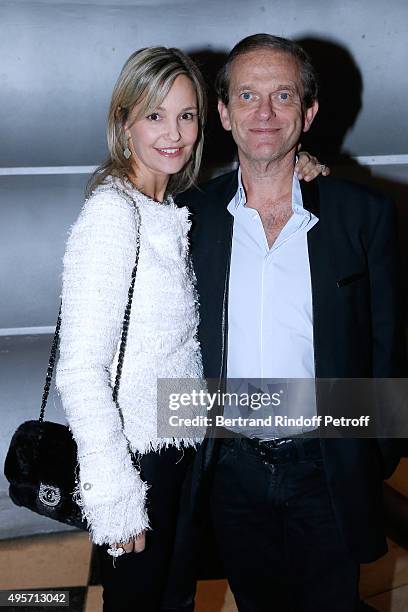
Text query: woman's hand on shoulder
295 148 330 182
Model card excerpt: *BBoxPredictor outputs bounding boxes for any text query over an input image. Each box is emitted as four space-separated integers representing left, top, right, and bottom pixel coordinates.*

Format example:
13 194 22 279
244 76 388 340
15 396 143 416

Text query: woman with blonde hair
56 46 327 611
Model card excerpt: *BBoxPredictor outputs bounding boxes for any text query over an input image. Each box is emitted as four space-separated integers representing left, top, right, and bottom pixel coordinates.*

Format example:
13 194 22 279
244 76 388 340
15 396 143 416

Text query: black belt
223 435 321 464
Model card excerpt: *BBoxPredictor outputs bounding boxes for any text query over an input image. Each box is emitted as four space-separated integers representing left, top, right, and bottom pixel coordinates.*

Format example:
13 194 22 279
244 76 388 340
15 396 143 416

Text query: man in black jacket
177 34 406 612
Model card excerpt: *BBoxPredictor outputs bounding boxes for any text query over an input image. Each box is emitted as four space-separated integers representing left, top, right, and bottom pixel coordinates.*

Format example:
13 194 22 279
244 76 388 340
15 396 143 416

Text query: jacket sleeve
366 195 408 475
366 196 407 377
56 189 150 545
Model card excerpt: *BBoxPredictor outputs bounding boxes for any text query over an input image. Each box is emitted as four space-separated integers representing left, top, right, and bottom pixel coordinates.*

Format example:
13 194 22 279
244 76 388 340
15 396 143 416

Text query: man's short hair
215 33 318 109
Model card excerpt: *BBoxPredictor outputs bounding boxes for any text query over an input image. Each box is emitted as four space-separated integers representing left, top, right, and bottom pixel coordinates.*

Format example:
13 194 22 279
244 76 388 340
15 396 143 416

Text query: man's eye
147 112 160 121
277 92 290 101
240 92 253 101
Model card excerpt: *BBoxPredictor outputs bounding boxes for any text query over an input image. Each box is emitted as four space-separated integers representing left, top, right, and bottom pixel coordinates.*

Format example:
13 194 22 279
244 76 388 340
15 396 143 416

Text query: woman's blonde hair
87 47 207 198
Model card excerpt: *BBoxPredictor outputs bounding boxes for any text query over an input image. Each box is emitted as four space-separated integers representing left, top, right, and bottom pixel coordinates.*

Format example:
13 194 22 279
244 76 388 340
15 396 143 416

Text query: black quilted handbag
4 186 140 529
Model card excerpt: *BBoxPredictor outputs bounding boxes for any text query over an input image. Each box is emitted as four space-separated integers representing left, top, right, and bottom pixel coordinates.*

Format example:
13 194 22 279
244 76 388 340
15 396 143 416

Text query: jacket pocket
336 270 367 288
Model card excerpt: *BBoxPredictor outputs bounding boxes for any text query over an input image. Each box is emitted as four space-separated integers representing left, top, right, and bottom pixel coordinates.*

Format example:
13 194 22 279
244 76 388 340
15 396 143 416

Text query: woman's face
125 74 199 184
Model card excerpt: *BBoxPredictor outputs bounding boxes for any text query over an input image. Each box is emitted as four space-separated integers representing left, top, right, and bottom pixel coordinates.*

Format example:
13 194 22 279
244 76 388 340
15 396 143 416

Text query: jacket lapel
301 179 328 378
191 171 237 380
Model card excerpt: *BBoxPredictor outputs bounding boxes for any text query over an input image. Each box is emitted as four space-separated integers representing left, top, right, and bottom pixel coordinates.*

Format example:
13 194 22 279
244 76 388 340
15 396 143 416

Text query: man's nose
256 98 275 120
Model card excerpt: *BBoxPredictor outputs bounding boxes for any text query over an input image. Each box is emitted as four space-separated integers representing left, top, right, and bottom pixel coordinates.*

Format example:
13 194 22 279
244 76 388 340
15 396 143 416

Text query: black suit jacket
176 171 407 562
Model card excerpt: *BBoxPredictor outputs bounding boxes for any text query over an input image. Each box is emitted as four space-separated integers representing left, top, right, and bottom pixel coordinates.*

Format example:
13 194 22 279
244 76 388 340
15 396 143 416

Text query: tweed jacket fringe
56 177 203 545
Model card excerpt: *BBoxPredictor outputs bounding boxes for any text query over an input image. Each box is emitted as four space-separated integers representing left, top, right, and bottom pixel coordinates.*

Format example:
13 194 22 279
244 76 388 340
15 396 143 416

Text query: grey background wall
2 0 408 328
1 0 407 536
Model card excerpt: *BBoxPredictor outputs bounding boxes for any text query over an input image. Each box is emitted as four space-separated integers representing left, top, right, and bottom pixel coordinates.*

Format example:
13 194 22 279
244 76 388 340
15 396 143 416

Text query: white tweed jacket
56 177 203 546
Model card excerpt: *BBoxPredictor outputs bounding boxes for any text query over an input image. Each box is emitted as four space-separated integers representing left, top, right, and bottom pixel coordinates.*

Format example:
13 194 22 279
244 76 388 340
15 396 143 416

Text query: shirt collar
233 166 245 209
231 166 316 220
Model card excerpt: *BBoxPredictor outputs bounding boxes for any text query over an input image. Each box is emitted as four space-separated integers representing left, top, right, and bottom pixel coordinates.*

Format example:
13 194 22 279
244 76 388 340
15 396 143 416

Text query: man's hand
295 150 330 182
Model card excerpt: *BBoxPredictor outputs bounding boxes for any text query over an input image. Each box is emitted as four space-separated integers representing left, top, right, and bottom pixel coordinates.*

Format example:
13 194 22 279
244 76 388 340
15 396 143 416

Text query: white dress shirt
225 168 319 438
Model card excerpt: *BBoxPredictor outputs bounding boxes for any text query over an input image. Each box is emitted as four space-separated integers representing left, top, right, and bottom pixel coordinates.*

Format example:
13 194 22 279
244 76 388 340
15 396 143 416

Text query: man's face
218 49 318 165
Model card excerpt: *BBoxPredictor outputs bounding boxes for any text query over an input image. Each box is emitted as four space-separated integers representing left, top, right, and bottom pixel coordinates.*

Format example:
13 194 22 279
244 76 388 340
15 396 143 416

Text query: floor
2 460 408 612
1 530 408 611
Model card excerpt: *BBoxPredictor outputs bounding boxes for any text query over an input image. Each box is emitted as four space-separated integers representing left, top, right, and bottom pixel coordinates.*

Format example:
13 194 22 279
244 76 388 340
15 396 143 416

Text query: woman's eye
180 112 195 120
240 92 253 101
147 112 160 121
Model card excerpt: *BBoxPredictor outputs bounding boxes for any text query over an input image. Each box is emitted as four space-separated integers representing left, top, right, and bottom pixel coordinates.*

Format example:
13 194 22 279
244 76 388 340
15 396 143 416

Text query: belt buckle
260 438 292 450
258 439 274 452
260 438 295 464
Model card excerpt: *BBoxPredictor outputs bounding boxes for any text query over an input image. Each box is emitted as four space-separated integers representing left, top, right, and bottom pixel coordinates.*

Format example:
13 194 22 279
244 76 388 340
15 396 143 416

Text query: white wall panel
1 0 407 166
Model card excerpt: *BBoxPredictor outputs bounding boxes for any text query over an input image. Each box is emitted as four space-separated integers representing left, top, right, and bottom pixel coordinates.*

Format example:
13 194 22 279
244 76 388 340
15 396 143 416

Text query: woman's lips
155 147 183 158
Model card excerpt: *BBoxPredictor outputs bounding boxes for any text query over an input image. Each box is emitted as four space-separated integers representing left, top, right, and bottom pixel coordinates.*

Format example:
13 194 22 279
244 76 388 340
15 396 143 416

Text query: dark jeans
211 437 360 612
98 445 196 612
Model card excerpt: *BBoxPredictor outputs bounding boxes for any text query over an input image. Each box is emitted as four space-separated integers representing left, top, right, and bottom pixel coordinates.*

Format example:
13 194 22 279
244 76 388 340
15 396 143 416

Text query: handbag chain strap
39 183 141 422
